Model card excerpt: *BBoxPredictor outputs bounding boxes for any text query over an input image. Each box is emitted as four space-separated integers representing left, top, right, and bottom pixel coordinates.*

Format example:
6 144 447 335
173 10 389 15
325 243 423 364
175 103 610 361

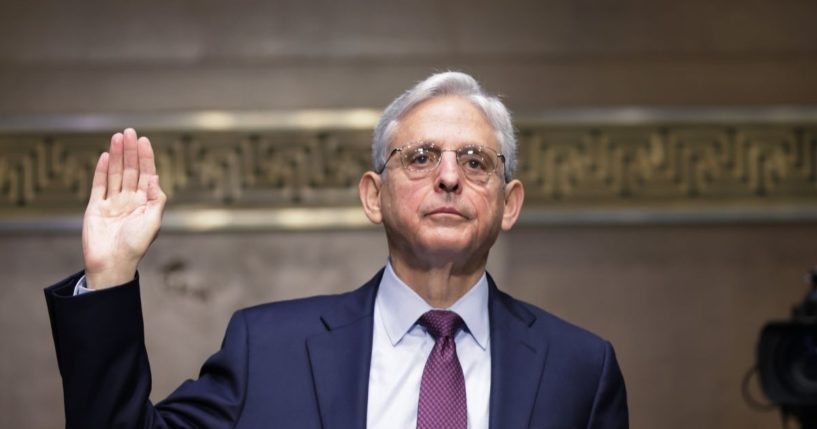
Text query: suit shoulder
234 277 378 334
527 300 609 346
237 269 383 325
497 290 613 360
222 294 343 344
519 300 620 383
239 293 340 325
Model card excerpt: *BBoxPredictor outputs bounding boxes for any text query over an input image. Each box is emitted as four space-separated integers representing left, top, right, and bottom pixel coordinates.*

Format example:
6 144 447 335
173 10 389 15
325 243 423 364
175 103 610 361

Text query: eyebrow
408 139 488 148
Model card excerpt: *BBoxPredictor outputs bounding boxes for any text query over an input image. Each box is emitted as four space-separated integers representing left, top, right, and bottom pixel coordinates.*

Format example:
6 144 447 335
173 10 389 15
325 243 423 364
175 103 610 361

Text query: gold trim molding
1 108 816 230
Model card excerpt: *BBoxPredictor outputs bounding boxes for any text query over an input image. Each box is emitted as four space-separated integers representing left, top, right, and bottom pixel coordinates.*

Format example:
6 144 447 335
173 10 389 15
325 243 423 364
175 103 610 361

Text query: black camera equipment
758 269 817 429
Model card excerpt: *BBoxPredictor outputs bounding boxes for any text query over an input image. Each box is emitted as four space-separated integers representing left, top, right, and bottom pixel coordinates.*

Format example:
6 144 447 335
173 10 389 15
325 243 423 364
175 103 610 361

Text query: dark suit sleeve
44 272 248 428
586 341 629 429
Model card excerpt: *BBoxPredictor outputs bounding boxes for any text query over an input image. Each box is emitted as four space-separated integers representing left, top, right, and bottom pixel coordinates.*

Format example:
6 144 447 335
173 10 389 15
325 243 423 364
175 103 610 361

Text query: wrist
85 268 136 290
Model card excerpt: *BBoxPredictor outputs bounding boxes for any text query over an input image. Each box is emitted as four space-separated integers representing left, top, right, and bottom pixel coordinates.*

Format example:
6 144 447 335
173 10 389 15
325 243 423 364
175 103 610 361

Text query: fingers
121 128 140 192
102 128 160 200
106 133 124 197
89 152 109 203
136 136 157 193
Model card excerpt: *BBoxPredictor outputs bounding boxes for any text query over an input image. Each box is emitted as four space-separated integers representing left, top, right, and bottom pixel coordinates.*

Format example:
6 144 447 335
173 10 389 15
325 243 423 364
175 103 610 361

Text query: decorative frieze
1 113 815 227
517 126 816 204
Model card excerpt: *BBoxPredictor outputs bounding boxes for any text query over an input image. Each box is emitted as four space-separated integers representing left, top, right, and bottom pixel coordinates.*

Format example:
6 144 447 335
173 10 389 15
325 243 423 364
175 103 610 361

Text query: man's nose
434 151 461 193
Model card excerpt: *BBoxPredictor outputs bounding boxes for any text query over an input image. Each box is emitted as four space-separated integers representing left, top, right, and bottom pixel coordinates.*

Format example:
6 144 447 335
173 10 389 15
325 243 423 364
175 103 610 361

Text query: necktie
417 310 467 429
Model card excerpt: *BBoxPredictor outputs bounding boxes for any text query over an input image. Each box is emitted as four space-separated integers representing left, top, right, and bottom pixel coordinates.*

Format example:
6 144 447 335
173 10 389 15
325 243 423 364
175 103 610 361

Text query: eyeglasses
378 141 506 184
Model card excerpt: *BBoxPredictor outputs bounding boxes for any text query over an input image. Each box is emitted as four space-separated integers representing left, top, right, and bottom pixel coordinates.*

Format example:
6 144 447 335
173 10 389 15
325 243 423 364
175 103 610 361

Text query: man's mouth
426 207 466 218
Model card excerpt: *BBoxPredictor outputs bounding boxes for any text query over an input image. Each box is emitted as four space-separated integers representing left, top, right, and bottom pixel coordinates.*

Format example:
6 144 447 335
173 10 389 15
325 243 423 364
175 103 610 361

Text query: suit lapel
306 270 382 429
488 278 550 429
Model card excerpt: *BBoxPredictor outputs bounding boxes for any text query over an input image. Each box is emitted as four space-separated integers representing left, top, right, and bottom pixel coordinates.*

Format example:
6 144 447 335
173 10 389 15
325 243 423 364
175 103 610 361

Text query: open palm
82 129 167 289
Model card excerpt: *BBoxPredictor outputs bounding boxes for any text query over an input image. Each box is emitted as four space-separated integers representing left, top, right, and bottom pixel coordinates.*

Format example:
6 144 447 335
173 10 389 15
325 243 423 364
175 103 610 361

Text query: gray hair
372 71 516 182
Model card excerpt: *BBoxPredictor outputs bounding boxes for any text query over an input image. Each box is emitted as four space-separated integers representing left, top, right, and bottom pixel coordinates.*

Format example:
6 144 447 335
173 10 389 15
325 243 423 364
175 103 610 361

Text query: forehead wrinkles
392 96 498 150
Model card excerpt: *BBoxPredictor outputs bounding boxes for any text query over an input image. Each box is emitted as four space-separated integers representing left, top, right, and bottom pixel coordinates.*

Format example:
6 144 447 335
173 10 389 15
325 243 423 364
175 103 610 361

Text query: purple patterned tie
416 310 467 429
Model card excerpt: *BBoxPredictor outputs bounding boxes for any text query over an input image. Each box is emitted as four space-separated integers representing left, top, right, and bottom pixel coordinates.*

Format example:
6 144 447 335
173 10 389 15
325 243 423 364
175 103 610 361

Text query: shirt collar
377 260 490 350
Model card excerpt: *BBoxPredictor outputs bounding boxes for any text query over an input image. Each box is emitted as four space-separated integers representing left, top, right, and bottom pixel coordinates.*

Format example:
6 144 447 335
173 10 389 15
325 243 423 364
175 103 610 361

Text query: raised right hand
82 128 167 289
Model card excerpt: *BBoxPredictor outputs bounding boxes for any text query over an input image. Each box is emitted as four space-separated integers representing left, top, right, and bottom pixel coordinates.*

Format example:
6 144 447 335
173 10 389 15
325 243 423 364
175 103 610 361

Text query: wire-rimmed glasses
378 141 506 184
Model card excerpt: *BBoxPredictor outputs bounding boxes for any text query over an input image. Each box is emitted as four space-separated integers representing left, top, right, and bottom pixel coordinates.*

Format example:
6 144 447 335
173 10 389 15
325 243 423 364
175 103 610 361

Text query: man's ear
501 179 524 231
359 171 383 224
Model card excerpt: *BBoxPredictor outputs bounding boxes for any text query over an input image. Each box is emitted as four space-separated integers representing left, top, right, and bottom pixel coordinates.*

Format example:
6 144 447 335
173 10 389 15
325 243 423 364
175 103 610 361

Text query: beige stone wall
1 0 816 115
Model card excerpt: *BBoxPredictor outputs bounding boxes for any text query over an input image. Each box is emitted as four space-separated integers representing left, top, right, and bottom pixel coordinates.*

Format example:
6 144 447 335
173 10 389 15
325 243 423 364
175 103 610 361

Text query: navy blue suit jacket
45 269 628 428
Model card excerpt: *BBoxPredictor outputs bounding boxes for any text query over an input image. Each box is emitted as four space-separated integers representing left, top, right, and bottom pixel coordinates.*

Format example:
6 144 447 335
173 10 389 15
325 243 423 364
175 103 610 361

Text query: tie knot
418 310 464 339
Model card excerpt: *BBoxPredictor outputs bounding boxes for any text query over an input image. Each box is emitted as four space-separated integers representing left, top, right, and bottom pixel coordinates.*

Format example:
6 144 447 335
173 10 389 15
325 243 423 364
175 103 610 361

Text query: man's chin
416 234 473 258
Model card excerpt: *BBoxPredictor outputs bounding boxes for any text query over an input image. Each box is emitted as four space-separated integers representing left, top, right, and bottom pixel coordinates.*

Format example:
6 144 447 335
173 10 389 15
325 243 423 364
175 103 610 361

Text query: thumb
146 175 168 220
147 175 166 203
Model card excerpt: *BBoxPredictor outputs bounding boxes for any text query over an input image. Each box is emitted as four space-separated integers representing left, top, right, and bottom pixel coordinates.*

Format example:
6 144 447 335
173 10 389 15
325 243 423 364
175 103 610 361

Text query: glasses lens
458 146 498 183
458 146 495 177
401 143 440 173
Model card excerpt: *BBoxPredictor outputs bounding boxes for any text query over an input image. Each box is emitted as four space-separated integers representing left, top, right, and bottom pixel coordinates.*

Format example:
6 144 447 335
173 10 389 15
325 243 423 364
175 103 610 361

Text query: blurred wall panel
0 0 816 114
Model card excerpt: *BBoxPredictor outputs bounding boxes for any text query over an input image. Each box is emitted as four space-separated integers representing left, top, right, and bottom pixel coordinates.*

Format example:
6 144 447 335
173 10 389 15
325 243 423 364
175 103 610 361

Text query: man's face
372 95 520 267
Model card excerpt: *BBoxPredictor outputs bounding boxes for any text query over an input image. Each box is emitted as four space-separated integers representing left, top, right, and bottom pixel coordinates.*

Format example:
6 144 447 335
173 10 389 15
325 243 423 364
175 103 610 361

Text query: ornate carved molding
1 109 816 230
517 126 816 203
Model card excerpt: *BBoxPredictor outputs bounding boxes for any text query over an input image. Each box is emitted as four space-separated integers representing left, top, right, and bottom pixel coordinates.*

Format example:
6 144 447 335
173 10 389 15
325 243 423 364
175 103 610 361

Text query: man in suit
45 71 628 428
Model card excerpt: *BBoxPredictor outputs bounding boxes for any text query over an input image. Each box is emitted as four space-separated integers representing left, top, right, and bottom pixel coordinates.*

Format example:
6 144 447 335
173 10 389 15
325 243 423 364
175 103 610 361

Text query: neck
389 253 487 309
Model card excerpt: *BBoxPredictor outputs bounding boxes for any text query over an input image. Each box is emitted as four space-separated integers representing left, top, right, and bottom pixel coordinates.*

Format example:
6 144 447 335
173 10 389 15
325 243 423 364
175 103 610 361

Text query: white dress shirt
367 262 491 429
74 276 92 295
